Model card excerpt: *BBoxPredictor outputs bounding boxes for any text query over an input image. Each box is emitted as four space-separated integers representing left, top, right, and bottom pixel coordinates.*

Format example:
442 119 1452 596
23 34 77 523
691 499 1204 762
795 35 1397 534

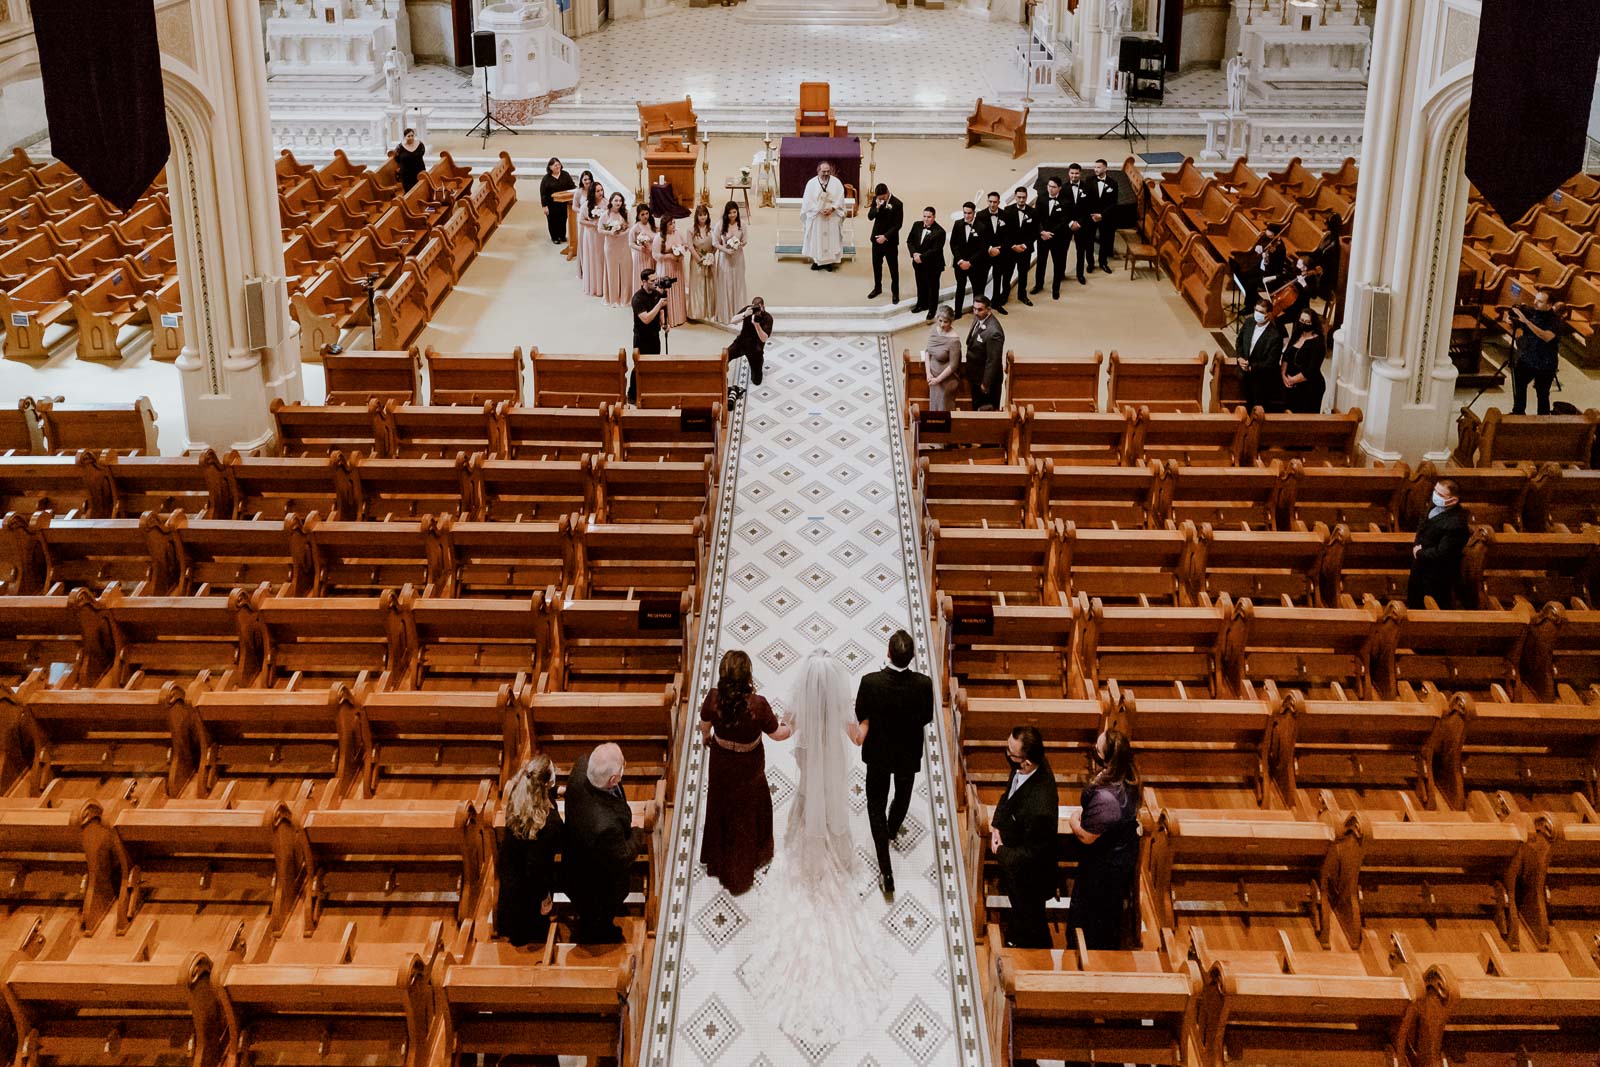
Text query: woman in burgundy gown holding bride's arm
699 650 792 895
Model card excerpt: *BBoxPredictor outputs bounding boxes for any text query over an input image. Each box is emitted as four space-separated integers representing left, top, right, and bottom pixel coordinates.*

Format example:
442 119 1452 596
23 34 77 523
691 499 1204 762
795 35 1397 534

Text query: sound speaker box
472 30 497 68
1117 36 1141 75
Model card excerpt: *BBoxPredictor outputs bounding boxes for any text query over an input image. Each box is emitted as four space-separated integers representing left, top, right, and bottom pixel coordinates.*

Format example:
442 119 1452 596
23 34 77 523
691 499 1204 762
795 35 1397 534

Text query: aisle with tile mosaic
645 334 983 1067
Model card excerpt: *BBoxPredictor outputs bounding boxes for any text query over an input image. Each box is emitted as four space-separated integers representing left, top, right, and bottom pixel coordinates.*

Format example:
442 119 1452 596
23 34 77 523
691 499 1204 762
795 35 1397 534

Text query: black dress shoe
1077 275 1087 285
810 264 823 271
825 264 837 272
1018 296 1034 306
925 312 935 321
1029 286 1042 295
1052 289 1061 300
881 873 895 896
867 288 882 299
994 305 1008 315
1102 264 1115 274
891 294 900 304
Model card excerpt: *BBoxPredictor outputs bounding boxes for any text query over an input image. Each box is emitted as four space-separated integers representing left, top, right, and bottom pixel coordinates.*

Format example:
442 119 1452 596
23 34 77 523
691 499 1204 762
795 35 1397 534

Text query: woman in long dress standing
1281 308 1328 414
393 128 426 191
579 181 606 299
654 215 689 329
687 204 719 323
494 755 565 947
573 171 594 282
924 305 961 412
714 201 749 324
601 191 632 307
629 205 658 286
1066 730 1141 950
699 650 791 895
539 157 576 246
741 649 895 1046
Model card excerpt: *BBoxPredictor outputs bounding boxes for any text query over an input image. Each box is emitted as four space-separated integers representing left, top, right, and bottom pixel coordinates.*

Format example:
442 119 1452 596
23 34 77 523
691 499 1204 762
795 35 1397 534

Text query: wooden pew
271 400 383 458
0 455 91 517
611 404 723 464
936 595 1075 702
570 516 703 607
382 401 498 459
633 351 728 415
288 513 432 596
1186 523 1330 606
1250 409 1364 468
1175 233 1229 329
1279 461 1410 532
1127 406 1252 467
528 687 678 798
233 585 406 689
1403 956 1600 1067
141 276 183 362
355 681 526 799
1107 352 1209 413
163 513 297 596
965 98 1029 158
1165 461 1286 530
1035 459 1171 529
8 676 199 795
321 347 419 405
397 587 548 692
1058 522 1190 604
1456 406 1598 468
638 96 698 144
185 682 360 799
1458 526 1600 609
76 590 244 688
1005 352 1101 412
592 456 713 524
528 348 628 408
1524 601 1600 699
1015 406 1129 465
917 459 1039 529
468 456 592 522
0 594 80 684
1525 464 1600 531
908 407 1018 465
423 347 524 405
37 397 158 456
1377 600 1534 699
0 257 90 360
352 452 475 522
952 690 1101 810
373 268 429 353
74 449 221 520
67 262 151 362
290 265 368 361
0 796 122 931
542 593 693 700
499 404 610 460
0 512 156 596
925 519 1062 619
423 514 571 599
1069 594 1232 698
0 399 45 456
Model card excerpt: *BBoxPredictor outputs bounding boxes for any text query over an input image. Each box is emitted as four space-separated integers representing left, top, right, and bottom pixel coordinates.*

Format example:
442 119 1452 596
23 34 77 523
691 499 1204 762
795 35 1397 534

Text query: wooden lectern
645 136 699 212
553 188 577 261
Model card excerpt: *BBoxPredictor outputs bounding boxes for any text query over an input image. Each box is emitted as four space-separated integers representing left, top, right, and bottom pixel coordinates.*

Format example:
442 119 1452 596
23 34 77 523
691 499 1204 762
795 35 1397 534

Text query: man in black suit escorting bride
853 629 935 898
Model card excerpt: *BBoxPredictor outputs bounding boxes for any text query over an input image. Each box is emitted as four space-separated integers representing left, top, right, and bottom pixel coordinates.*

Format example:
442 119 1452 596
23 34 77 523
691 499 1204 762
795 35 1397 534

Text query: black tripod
361 271 381 349
1099 93 1145 147
467 64 518 148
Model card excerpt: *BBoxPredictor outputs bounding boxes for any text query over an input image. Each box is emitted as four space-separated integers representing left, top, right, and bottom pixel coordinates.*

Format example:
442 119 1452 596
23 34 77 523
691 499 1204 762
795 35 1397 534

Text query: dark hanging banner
1466 0 1600 223
28 0 170 212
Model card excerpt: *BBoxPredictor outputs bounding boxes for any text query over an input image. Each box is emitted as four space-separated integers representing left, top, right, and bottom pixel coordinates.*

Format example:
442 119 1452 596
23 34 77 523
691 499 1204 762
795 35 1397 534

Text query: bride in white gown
741 649 896 1045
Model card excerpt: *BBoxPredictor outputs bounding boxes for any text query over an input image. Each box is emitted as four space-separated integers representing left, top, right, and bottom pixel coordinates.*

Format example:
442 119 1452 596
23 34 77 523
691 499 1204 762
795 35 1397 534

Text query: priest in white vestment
801 162 846 271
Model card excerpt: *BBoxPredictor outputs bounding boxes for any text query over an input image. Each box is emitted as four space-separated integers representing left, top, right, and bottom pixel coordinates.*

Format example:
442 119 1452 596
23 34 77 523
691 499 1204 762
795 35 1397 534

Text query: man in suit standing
1235 298 1285 412
964 295 1005 410
1088 159 1120 273
906 205 946 320
1030 176 1070 300
974 191 1010 313
1408 477 1470 609
563 742 640 943
990 724 1059 948
949 201 981 318
866 182 904 303
1064 163 1093 285
854 629 935 898
1002 186 1037 308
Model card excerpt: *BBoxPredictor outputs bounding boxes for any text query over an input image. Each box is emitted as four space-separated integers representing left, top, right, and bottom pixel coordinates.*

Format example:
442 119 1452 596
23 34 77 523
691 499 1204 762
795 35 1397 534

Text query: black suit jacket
1236 317 1285 372
906 220 946 270
949 218 982 270
993 759 1060 895
854 667 935 774
562 751 638 909
974 208 1008 262
1087 175 1118 222
1002 203 1037 256
868 195 904 244
1034 195 1069 245
1410 504 1471 597
1064 183 1093 230
964 315 1006 397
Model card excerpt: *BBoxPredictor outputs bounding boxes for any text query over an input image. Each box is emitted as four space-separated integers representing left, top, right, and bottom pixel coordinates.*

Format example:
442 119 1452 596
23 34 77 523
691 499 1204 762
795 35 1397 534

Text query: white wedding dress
740 649 896 1045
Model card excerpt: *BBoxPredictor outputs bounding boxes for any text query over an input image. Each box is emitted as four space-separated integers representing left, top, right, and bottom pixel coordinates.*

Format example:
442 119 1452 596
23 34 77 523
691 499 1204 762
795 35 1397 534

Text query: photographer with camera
1508 288 1561 416
725 296 772 403
630 268 675 401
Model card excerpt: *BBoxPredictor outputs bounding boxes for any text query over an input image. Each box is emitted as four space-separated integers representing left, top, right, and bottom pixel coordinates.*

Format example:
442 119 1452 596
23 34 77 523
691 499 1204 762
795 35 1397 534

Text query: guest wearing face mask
1067 730 1140 950
1281 308 1327 414
1408 478 1470 610
1235 298 1285 412
989 724 1059 948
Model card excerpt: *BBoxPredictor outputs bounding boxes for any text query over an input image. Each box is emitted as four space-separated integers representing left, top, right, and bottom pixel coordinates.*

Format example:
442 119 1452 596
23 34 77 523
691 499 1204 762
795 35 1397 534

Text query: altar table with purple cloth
778 136 862 199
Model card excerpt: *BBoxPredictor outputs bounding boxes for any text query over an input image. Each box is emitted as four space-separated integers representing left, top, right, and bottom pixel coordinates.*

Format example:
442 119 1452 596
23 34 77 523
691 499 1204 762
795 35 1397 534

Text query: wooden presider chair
637 96 698 145
795 82 838 137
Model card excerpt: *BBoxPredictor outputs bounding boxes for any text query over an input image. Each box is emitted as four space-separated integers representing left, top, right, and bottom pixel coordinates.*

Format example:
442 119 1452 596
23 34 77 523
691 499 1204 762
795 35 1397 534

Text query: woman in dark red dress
699 650 792 895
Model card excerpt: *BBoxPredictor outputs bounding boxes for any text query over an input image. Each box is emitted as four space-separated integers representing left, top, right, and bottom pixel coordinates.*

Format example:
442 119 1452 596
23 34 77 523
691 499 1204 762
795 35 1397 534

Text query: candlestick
700 132 712 207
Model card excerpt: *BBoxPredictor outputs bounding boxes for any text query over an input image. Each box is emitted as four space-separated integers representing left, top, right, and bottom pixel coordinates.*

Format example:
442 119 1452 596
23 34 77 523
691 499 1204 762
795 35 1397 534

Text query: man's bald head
587 742 626 789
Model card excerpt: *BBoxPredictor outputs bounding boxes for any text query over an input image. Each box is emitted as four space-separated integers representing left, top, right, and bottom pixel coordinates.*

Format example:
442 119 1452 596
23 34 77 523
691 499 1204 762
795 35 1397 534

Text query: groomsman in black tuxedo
866 182 904 303
1002 186 1037 307
906 205 946 320
974 190 1010 312
1064 163 1092 284
949 201 981 318
1089 160 1120 273
990 725 1059 949
1030 176 1070 300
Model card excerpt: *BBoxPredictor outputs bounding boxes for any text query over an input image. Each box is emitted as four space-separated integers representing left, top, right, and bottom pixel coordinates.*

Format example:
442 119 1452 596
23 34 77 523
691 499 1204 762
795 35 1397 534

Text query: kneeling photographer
725 296 772 402
630 268 676 400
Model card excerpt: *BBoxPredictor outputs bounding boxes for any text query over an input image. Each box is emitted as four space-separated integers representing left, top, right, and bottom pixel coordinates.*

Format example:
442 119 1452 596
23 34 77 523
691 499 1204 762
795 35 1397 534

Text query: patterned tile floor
646 335 983 1066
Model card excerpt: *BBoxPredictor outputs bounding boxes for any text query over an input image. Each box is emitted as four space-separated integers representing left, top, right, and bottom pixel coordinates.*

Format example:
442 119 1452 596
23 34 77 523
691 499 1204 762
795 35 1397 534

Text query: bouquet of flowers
633 229 653 249
700 251 716 267
725 235 743 252
600 217 625 235
739 165 752 182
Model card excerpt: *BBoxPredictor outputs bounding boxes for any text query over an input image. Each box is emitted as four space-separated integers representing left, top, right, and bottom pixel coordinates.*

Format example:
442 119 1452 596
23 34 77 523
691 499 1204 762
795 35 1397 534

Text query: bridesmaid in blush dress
654 215 689 329
573 170 594 283
629 205 658 285
579 181 606 299
698 650 792 896
601 192 632 307
687 204 719 323
714 201 749 324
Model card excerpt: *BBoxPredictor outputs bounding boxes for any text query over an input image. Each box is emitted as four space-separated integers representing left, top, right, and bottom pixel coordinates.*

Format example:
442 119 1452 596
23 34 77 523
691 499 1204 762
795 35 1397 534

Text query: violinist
1242 224 1288 311
1284 253 1322 320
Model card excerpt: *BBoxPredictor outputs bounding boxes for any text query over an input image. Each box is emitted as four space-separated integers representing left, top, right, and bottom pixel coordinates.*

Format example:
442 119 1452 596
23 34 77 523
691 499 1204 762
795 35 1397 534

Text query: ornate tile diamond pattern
646 336 981 1067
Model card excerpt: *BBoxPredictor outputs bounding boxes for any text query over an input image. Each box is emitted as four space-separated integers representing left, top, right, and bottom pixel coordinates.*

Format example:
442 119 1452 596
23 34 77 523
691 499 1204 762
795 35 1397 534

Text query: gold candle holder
760 133 775 209
699 131 711 207
636 133 646 201
868 126 878 193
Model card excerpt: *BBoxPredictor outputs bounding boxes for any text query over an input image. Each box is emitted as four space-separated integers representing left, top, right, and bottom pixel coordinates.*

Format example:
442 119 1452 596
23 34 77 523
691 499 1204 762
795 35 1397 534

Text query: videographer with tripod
1508 289 1561 415
725 296 772 404
630 268 675 401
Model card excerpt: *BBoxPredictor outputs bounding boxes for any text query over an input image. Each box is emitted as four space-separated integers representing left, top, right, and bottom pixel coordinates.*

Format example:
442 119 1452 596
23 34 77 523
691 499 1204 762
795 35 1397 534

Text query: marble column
1330 0 1478 463
168 0 304 454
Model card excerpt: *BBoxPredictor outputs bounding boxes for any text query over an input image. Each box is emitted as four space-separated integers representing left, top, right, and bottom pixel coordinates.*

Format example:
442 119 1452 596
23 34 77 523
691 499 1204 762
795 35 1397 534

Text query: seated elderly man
562 742 639 943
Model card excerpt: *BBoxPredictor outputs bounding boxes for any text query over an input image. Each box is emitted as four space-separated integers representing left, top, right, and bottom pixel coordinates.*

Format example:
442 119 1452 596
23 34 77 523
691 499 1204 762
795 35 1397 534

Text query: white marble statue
1227 51 1250 114
383 47 405 108
1102 0 1128 93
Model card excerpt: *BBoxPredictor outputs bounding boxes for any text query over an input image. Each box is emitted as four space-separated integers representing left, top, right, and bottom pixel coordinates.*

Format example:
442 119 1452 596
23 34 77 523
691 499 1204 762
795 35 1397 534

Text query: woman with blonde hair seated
496 753 565 946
